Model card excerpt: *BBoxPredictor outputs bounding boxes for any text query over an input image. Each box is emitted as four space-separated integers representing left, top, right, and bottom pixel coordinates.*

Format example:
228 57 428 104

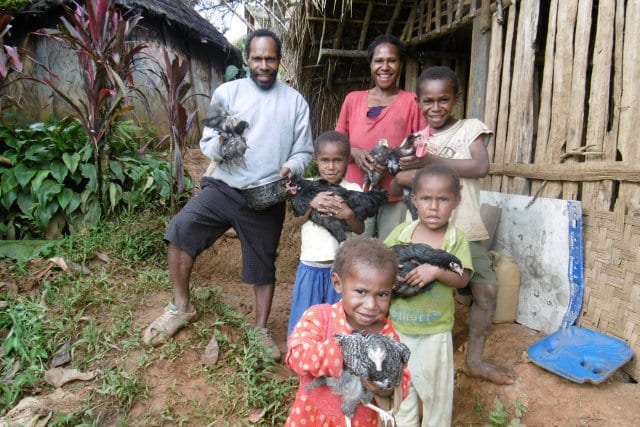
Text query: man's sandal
142 303 197 347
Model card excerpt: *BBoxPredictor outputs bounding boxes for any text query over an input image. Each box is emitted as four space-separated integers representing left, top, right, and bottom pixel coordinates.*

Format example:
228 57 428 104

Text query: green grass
0 208 295 423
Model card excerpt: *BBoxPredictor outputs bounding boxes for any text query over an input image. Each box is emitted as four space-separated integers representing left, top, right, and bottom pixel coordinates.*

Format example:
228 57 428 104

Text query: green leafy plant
0 119 187 239
32 0 146 214
486 398 528 427
0 300 53 410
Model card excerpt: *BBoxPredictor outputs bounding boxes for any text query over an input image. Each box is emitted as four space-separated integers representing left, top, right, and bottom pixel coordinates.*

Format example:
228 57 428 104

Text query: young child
285 237 410 426
395 65 517 385
385 164 472 426
287 130 365 337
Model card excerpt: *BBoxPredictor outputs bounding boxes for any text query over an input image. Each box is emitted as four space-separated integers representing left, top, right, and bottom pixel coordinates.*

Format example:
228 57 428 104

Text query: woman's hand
351 147 375 172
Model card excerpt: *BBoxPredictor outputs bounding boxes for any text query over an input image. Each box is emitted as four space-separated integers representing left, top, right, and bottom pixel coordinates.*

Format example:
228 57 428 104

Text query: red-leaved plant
33 0 146 214
150 48 201 212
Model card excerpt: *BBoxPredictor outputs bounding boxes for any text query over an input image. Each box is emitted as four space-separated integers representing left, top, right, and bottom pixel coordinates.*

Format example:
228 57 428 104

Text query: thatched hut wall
5 0 242 143
288 0 640 379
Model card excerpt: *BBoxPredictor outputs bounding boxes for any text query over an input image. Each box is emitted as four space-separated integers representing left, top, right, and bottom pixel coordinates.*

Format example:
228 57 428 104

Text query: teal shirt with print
384 220 473 335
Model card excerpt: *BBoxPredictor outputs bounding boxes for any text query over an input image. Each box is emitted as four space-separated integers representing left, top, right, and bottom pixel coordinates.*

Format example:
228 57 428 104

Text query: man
142 29 313 362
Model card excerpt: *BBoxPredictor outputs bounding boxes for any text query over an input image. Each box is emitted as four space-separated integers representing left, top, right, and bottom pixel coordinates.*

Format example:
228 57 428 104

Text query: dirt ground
132 214 639 426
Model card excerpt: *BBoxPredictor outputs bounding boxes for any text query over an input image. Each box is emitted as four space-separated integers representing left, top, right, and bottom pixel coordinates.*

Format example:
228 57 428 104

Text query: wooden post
492 1 516 192
484 10 504 173
531 0 558 195
466 0 492 120
540 0 579 198
504 0 539 195
562 0 593 201
617 0 640 214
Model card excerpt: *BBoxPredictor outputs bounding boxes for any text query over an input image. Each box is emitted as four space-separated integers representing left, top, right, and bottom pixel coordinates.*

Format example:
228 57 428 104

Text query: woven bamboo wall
581 204 640 378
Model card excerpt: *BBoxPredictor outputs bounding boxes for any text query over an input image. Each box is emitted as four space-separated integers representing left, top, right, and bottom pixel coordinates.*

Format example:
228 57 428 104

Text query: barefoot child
395 65 517 385
287 131 365 337
286 237 410 426
386 165 472 426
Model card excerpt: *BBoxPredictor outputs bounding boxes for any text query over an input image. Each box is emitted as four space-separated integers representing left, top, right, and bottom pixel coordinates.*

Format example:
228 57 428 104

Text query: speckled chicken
287 175 388 242
364 132 424 191
307 332 411 427
392 243 465 297
202 101 249 167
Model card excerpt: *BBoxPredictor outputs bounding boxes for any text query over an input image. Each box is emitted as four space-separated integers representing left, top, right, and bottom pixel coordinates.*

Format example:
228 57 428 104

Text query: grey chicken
364 133 423 191
392 243 465 297
202 101 249 167
287 175 387 242
307 332 411 427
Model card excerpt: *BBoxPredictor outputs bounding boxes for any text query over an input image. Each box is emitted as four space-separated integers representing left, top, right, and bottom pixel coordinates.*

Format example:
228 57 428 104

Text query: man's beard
250 69 277 89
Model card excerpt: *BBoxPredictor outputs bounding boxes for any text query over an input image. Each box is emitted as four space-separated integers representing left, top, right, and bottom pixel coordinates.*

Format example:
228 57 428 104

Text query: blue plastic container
527 326 633 384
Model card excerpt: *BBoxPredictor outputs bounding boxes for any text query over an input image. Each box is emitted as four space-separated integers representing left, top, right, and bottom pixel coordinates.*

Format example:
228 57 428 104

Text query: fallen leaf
95 252 111 263
48 257 70 272
200 336 220 366
248 407 266 424
44 368 95 388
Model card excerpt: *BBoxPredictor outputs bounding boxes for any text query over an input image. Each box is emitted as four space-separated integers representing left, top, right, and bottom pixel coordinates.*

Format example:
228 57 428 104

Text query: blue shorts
287 262 341 337
164 178 285 285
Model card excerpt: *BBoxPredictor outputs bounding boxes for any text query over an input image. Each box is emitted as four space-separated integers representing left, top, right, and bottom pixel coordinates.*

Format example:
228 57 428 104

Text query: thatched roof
14 0 242 67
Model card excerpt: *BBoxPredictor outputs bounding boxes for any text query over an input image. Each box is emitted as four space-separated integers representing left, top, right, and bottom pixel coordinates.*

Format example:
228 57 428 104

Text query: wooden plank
582 0 615 212
404 57 419 93
617 0 640 214
531 0 558 195
426 0 433 35
446 0 454 29
466 1 491 120
539 0 578 198
420 0 427 37
400 4 416 41
490 162 640 183
319 48 367 58
484 10 504 166
504 0 539 195
562 0 592 200
357 0 374 50
436 0 442 34
491 1 516 192
455 0 464 24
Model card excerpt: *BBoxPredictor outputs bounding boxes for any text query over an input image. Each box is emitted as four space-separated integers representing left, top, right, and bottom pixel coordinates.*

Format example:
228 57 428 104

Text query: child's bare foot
463 360 516 385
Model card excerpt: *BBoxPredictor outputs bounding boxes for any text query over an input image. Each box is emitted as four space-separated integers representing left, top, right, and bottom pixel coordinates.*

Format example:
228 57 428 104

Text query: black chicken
392 243 465 297
364 133 424 191
287 176 388 242
202 102 249 167
307 332 411 427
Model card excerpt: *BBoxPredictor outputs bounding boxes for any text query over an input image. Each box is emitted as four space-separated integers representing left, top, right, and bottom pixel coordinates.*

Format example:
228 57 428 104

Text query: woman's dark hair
245 29 282 59
416 66 460 95
332 236 398 280
314 130 351 157
412 164 462 197
366 34 407 64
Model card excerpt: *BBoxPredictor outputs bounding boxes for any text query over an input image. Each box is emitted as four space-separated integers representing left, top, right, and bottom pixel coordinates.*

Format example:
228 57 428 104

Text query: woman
335 35 426 240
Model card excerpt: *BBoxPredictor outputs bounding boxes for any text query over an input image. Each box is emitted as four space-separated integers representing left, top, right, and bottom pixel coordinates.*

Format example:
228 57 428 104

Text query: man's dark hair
366 34 407 64
245 29 282 59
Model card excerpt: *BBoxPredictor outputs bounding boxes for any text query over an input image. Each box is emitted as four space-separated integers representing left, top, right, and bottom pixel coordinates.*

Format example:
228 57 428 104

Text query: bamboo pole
490 162 640 183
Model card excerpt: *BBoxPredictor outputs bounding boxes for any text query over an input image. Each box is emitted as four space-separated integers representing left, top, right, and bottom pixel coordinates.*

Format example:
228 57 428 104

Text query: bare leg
168 242 195 312
463 282 517 384
253 284 275 328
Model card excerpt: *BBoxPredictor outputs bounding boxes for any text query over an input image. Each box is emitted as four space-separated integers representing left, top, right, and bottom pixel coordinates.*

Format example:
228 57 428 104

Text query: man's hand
279 166 292 178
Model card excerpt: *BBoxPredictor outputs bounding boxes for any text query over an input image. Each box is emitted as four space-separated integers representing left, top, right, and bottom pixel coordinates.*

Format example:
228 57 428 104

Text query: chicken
364 132 424 191
287 176 387 242
202 101 249 167
307 332 411 427
392 243 465 297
